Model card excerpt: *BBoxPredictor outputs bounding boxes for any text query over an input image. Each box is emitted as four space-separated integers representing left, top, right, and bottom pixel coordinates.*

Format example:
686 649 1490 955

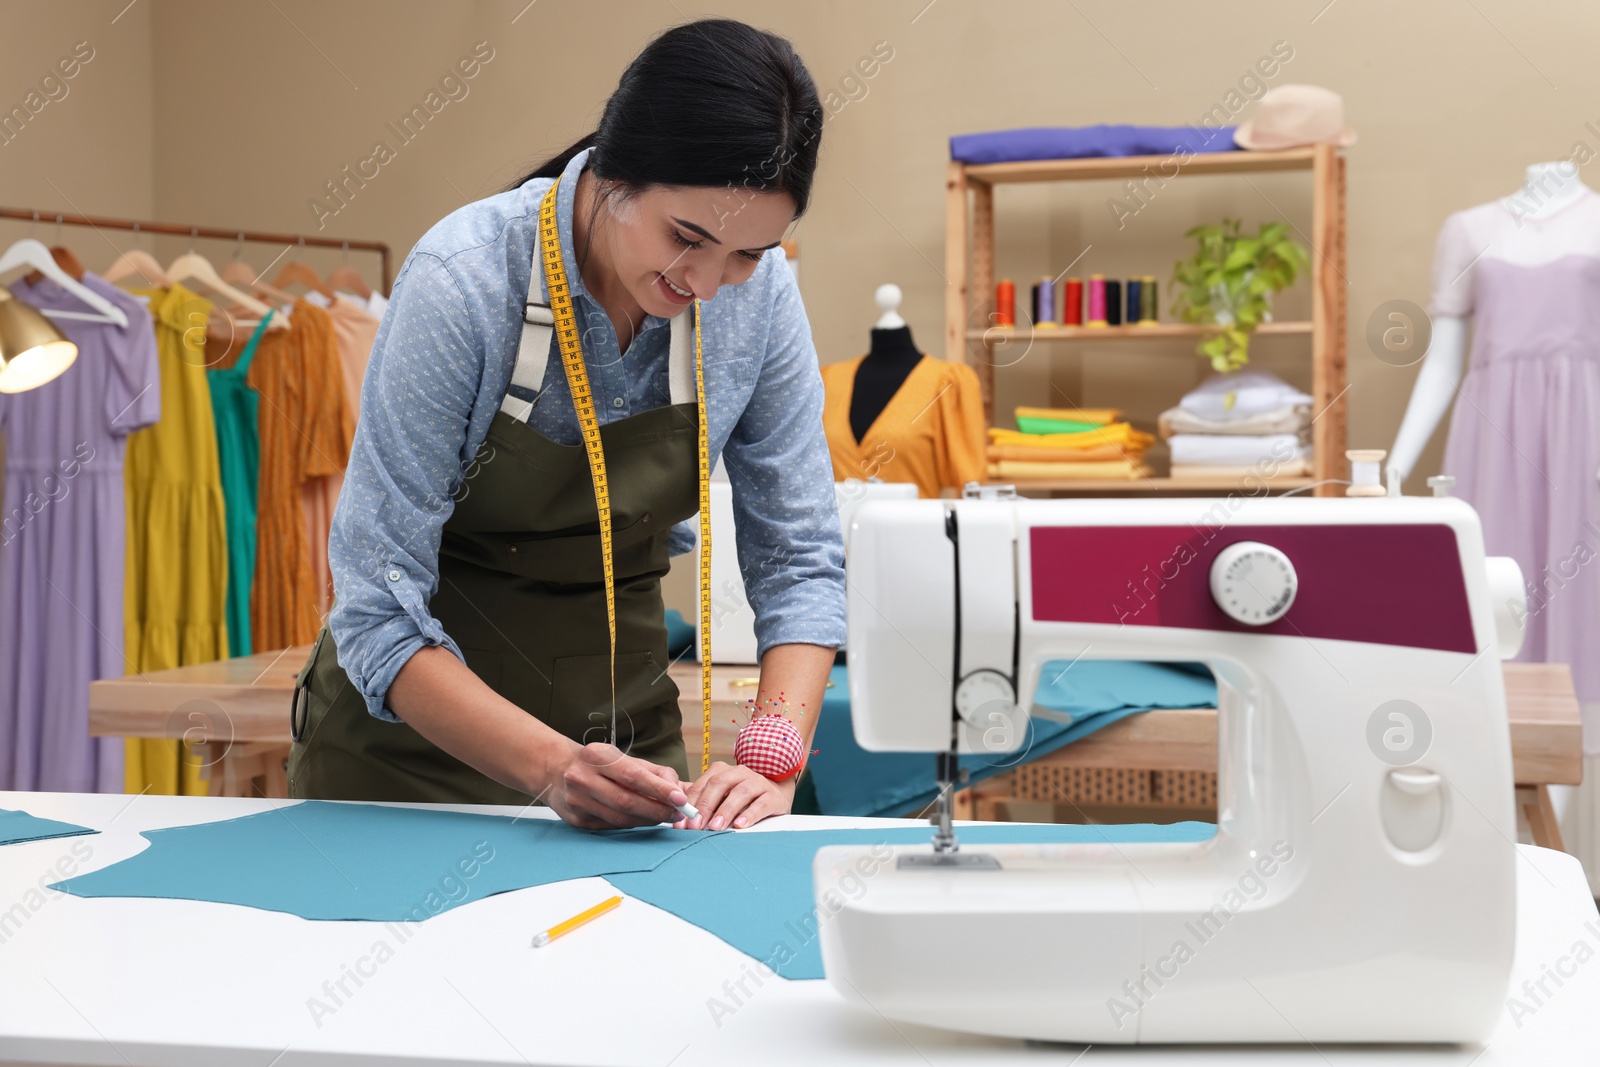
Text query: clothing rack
0 207 392 296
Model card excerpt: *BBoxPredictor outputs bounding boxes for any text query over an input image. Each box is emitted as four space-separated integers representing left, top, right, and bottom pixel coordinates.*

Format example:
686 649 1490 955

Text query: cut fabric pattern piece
0 808 98 847
807 663 1217 817
49 800 715 921
607 821 1217 980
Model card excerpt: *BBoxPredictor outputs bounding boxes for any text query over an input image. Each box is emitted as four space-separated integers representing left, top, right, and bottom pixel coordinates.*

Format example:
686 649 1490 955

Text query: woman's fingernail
734 816 747 828
710 816 724 830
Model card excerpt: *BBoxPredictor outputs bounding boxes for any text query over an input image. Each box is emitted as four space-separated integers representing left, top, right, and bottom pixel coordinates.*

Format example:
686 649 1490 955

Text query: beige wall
0 0 156 498
6 0 1598 611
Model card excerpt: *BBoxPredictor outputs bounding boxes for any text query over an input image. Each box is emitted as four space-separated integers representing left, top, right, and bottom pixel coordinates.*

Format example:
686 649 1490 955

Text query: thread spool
1036 276 1055 327
1063 278 1083 325
1126 279 1143 324
1140 276 1158 325
1106 279 1122 326
995 278 1015 326
1346 449 1388 497
1087 275 1107 327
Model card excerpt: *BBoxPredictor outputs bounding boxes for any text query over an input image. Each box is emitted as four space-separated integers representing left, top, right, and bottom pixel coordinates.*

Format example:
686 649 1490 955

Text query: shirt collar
552 147 671 333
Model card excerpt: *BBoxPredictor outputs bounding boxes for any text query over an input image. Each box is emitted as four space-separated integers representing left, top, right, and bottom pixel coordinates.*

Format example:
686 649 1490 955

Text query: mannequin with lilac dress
1392 161 1600 886
0 272 160 792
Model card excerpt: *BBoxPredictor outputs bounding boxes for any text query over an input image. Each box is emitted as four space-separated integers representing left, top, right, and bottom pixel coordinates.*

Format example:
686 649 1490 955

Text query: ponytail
514 132 597 187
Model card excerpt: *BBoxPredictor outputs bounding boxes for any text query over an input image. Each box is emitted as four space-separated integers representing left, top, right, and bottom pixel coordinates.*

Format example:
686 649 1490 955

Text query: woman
287 19 845 833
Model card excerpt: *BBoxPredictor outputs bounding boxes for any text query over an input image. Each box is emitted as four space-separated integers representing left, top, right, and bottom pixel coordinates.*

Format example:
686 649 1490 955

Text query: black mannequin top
849 326 925 443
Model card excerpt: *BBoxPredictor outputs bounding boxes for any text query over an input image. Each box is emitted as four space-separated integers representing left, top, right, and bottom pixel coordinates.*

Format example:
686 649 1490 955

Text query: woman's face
597 182 796 317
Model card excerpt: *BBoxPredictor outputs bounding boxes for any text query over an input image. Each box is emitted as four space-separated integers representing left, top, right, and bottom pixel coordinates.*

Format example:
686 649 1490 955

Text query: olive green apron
288 200 705 803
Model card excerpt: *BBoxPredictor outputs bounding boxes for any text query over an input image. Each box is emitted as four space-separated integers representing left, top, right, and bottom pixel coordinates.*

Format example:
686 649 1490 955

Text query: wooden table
89 651 1583 849
88 648 760 795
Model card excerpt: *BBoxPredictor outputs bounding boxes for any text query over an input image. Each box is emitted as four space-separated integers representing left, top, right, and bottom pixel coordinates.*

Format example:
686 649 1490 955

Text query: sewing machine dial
954 670 1016 722
1209 541 1299 625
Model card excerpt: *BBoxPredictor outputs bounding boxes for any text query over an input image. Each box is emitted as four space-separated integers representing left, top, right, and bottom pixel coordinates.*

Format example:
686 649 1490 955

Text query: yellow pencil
531 895 622 948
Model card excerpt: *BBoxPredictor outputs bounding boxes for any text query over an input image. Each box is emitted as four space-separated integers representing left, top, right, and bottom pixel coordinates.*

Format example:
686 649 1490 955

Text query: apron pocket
548 650 679 750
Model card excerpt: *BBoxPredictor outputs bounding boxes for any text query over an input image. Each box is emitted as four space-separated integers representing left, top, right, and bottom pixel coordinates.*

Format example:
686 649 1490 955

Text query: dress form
1391 162 1594 481
849 284 925 443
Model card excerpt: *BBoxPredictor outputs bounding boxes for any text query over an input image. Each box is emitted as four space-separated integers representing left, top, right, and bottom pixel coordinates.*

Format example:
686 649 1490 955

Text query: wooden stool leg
1520 785 1567 852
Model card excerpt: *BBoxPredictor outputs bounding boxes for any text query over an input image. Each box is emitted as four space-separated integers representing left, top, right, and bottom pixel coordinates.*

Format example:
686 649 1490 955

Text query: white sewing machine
815 493 1526 1044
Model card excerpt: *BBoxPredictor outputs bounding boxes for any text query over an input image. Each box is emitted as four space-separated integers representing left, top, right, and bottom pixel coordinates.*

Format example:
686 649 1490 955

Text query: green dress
207 312 273 658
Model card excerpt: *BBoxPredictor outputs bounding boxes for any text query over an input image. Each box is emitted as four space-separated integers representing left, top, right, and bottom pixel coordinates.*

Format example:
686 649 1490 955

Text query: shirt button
387 570 401 582
612 396 624 408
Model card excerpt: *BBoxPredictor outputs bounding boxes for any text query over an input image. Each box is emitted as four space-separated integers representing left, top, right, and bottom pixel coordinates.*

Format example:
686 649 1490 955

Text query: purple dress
1433 193 1600 754
0 273 159 791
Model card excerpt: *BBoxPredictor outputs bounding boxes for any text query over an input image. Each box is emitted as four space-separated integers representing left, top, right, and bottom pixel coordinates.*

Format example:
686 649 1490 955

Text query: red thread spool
734 715 806 782
1063 278 1083 325
995 279 1015 326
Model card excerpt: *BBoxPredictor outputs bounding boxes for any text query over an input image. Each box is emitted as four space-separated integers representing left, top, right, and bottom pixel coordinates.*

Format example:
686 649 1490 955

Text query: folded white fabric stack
1159 371 1314 479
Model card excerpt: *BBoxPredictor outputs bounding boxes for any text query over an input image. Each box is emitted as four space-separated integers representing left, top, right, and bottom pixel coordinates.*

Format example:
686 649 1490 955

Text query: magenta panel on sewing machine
1028 524 1477 653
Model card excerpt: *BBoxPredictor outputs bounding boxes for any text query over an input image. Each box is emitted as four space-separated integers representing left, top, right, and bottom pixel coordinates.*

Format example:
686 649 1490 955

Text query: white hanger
874 283 906 329
0 237 129 327
166 230 281 323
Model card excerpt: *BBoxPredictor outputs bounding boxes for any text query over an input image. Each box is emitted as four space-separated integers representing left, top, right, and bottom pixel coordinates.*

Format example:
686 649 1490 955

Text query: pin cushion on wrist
734 714 806 782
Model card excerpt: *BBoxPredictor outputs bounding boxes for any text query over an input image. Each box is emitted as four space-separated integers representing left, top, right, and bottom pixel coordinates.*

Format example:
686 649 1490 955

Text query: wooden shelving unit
945 144 1348 496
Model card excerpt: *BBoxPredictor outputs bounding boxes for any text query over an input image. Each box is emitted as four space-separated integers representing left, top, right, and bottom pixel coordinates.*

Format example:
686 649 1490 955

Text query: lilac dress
1433 193 1600 753
0 273 159 791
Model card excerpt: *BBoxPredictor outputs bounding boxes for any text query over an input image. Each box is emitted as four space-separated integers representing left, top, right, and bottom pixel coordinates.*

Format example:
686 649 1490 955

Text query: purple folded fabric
950 124 1240 164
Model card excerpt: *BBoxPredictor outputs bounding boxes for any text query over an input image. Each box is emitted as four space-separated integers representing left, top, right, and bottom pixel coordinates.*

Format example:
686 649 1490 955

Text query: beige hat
1234 84 1356 150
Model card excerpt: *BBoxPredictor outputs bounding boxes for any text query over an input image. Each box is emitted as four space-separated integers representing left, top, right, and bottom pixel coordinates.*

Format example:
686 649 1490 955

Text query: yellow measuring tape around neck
539 180 713 774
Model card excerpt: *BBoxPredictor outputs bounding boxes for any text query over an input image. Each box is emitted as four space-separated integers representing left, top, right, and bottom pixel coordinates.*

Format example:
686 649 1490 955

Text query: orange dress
820 354 986 498
302 295 377 615
248 299 350 650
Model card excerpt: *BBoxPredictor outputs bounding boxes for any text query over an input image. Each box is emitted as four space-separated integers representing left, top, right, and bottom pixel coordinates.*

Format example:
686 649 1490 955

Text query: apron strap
500 227 694 424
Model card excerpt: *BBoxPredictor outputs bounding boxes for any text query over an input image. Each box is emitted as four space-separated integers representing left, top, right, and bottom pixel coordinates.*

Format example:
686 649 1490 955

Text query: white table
1 791 1597 1066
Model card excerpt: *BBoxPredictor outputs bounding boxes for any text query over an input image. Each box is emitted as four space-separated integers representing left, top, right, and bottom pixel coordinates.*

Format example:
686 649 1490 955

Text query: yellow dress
123 285 231 795
820 355 986 498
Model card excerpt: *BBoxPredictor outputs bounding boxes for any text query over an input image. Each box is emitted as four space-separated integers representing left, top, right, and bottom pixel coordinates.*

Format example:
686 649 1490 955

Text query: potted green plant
1171 219 1309 372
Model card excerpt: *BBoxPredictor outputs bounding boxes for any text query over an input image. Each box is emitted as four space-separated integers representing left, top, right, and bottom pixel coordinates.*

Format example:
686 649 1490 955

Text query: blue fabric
328 145 846 722
809 662 1217 817
663 608 695 661
607 821 1216 979
0 808 97 847
49 801 716 921
950 125 1239 165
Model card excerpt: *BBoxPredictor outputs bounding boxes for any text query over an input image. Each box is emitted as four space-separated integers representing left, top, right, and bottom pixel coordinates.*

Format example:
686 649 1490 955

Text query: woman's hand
542 741 691 830
679 761 794 831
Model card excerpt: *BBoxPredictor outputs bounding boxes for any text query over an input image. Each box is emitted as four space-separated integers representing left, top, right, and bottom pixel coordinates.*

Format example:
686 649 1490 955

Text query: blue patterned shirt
328 148 846 722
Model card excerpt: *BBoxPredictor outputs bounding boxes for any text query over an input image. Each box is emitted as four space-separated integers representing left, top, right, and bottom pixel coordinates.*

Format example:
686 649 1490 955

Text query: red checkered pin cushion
734 714 806 782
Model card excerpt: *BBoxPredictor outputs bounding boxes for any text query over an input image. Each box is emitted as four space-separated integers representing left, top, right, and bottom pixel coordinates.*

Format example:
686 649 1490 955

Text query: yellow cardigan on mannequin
820 355 986 498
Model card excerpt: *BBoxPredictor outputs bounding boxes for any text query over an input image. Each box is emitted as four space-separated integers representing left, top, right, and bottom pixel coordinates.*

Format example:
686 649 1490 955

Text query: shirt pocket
703 356 755 399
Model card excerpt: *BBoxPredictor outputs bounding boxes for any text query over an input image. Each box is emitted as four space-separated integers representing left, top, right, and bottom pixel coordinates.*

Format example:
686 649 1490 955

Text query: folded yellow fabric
988 423 1155 451
1014 406 1120 425
987 442 1133 462
987 459 1152 480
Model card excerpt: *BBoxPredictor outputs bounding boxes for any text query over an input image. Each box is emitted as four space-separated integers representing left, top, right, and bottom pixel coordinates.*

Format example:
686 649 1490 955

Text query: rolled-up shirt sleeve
719 264 848 658
327 251 483 721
